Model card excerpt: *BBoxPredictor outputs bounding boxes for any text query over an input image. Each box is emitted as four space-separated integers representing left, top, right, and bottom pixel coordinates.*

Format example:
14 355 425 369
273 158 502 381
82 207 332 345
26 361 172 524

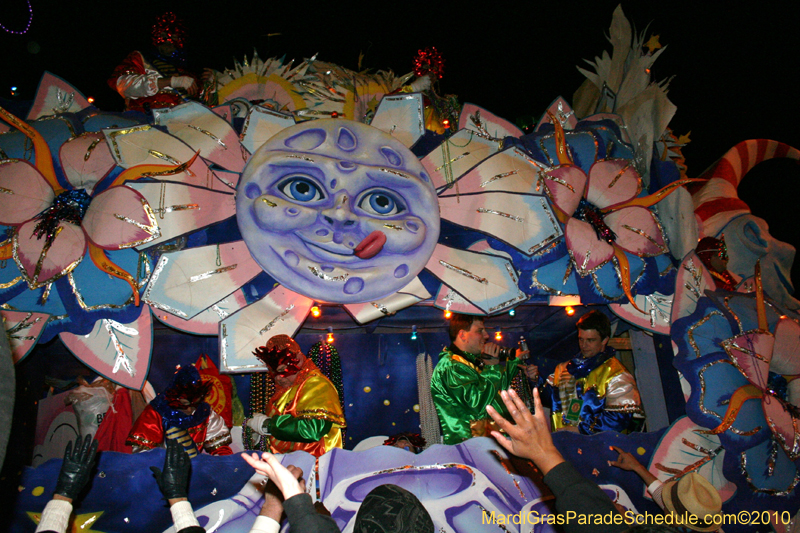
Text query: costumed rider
546 310 643 434
431 313 529 445
696 235 738 291
246 334 345 458
108 12 202 113
126 365 233 455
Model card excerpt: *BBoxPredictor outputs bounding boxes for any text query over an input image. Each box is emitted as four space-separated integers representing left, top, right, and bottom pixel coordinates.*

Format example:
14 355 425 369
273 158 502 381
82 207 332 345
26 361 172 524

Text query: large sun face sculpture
236 119 440 303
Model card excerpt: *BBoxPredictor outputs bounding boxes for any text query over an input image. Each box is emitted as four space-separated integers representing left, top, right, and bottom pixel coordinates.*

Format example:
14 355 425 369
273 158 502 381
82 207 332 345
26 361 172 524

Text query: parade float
3 5 800 532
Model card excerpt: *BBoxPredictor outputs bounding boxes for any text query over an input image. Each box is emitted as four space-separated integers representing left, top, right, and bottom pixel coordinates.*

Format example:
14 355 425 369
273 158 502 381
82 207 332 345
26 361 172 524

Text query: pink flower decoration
544 159 668 277
713 320 800 460
0 112 161 298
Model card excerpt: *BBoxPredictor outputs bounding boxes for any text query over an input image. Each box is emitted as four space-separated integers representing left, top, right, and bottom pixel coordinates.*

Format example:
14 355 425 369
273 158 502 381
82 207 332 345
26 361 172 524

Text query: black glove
54 435 99 500
150 437 191 500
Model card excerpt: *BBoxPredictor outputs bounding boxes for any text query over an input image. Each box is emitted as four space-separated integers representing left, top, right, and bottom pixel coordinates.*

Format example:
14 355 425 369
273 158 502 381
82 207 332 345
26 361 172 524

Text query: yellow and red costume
260 358 345 457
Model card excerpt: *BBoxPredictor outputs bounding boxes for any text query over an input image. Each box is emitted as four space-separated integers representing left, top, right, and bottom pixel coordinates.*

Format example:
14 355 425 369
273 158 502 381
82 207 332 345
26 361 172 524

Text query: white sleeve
35 499 72 533
647 479 666 510
248 515 281 533
170 500 201 531
115 72 161 98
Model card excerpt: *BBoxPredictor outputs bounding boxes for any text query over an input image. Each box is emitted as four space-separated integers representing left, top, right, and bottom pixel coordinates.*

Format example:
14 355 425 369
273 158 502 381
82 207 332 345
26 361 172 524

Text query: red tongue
354 230 387 259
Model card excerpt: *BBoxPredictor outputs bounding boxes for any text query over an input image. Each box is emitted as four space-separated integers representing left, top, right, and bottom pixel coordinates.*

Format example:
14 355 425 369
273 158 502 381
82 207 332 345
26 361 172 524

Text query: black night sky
2 0 800 290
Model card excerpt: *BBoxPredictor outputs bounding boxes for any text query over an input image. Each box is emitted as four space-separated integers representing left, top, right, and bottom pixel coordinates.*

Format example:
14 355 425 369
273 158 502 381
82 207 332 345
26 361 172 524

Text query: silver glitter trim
740 451 800 495
480 170 518 188
143 256 188 317
308 266 348 282
259 304 295 334
189 264 238 283
211 303 229 319
530 270 562 295
697 359 761 436
186 124 227 148
476 208 523 223
438 260 487 284
488 293 527 313
379 168 413 179
286 154 315 163
620 224 668 255
371 302 391 316
6 312 42 342
147 150 182 166
104 319 138 376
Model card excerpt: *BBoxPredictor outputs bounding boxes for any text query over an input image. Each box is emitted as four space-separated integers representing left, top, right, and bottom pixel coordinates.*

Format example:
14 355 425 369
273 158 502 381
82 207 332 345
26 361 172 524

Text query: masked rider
246 335 345 458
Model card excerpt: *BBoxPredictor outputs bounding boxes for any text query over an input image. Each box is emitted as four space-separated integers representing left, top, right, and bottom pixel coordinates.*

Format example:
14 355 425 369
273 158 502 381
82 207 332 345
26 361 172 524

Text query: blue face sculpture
237 119 440 303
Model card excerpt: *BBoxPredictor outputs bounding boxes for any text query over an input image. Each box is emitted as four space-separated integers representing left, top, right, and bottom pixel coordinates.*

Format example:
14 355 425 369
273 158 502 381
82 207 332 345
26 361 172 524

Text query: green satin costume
431 345 521 445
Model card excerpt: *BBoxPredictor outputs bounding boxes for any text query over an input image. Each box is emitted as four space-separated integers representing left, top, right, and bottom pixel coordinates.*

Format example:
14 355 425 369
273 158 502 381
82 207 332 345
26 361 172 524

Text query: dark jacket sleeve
283 493 340 533
543 461 627 533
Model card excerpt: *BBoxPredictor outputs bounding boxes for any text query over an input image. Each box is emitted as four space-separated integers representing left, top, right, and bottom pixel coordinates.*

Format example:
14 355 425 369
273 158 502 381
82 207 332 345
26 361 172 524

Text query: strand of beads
243 372 273 451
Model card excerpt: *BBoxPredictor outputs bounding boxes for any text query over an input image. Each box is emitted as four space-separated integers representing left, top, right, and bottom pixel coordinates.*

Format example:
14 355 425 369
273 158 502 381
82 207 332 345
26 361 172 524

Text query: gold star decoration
676 131 692 146
28 510 107 533
644 34 662 54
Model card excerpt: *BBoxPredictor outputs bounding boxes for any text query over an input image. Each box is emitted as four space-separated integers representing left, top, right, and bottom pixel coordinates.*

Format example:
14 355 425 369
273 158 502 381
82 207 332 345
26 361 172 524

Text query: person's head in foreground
660 472 722 532
353 484 434 533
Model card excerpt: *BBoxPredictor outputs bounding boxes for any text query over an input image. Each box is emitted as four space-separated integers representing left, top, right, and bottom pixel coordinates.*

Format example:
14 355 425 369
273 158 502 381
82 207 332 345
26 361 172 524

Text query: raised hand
54 435 99 502
242 452 303 500
150 438 191 501
486 388 565 475
609 446 642 471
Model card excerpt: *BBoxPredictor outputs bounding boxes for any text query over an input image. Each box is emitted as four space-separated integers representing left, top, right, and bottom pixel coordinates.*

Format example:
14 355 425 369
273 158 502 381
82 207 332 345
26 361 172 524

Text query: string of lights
1 0 33 35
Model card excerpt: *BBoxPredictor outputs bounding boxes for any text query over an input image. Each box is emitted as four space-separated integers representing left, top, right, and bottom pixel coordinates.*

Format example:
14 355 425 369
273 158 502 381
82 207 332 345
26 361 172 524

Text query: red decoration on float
413 47 445 80
151 12 186 49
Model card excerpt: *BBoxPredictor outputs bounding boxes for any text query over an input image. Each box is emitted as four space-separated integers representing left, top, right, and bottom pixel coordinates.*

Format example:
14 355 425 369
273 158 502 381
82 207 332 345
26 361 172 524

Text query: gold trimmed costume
548 349 643 434
260 359 345 457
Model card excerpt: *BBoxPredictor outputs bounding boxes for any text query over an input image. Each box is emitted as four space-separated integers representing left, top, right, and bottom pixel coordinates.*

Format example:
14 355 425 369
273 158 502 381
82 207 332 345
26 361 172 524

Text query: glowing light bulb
495 330 502 341
508 308 516 317
326 327 334 344
311 306 321 318
565 306 575 316
87 97 95 104
444 309 452 319
411 325 418 341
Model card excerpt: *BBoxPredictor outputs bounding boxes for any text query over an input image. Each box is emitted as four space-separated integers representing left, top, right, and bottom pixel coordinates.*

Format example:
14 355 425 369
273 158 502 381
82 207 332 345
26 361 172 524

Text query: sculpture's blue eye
358 189 405 216
278 177 325 203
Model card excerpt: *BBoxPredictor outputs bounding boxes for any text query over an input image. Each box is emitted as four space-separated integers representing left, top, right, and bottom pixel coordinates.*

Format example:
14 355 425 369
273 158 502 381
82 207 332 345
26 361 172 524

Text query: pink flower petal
722 331 774 387
773 318 800 376
763 397 800 460
585 159 641 209
565 218 614 275
14 219 85 287
82 185 159 250
59 133 115 194
1 309 49 363
604 206 668 256
60 306 154 390
544 165 586 216
0 160 55 225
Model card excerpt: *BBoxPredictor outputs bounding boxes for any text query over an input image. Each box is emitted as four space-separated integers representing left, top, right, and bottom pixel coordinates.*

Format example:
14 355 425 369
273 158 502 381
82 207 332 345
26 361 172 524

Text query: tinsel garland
416 352 441 448
243 372 274 451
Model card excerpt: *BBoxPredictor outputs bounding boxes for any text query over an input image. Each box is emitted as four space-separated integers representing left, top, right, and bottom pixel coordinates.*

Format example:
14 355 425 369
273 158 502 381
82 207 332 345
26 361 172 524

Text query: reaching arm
36 436 99 533
487 390 625 533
